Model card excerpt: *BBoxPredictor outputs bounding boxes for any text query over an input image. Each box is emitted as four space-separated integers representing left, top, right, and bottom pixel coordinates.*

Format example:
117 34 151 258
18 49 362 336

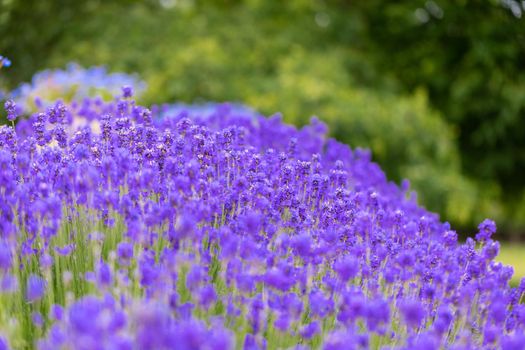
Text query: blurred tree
342 0 525 233
0 0 153 85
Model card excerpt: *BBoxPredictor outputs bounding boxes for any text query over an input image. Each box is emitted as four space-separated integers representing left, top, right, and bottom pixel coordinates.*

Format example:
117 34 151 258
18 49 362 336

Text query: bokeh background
1 0 524 278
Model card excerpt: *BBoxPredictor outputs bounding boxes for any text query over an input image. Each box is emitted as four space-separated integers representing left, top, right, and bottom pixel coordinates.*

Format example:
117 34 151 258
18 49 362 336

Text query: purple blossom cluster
0 89 523 349
9 63 145 113
154 102 258 121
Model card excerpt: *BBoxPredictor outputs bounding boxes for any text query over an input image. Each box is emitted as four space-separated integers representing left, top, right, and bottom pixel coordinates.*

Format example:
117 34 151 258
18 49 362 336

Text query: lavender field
0 70 524 349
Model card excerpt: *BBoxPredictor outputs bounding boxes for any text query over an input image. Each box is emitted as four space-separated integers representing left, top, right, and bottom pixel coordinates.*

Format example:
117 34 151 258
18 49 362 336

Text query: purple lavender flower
32 312 44 327
1 274 18 293
400 300 426 329
26 274 46 302
476 218 497 242
299 321 320 339
501 333 525 350
51 304 64 321
0 242 12 270
274 312 290 332
121 86 133 98
0 336 9 350
333 255 358 282
198 285 217 309
4 100 18 121
96 261 112 287
482 240 500 260
117 242 134 265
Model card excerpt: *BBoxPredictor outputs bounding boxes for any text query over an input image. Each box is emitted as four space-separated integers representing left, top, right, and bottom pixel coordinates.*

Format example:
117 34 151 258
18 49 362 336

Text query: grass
498 243 525 287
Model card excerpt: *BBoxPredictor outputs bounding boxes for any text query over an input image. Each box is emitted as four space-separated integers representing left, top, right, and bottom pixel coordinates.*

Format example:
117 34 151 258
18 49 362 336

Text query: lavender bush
0 85 524 350
9 63 145 114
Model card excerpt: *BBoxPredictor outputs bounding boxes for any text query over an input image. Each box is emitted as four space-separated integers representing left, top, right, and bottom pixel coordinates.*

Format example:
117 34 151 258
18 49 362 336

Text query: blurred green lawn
499 243 525 287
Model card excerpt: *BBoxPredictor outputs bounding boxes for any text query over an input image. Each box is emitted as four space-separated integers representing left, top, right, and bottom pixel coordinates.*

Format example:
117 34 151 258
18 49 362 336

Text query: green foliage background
1 0 524 236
